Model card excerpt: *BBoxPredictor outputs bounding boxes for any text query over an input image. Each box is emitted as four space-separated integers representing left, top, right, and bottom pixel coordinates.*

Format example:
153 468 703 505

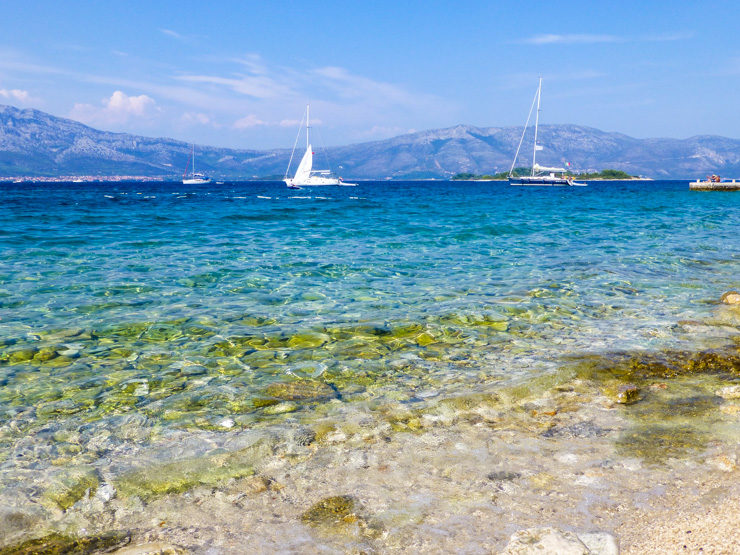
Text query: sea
0 180 738 551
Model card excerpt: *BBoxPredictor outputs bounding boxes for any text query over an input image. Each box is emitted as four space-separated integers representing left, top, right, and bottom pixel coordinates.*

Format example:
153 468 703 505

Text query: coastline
461 177 655 182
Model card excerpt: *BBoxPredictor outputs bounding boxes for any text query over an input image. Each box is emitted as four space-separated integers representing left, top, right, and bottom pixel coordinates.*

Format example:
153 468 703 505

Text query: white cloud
357 125 413 139
313 66 428 105
176 73 293 100
233 114 266 129
106 90 155 115
0 88 32 104
173 52 453 127
522 34 622 45
160 28 182 39
521 32 693 46
0 48 457 144
70 90 158 127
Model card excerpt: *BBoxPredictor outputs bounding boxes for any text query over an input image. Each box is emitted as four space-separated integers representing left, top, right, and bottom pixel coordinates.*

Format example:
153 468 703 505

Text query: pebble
716 385 740 400
218 418 235 429
707 453 737 472
95 483 117 503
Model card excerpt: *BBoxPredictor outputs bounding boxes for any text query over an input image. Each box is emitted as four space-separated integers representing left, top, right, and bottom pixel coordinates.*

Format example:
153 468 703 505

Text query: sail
294 144 313 183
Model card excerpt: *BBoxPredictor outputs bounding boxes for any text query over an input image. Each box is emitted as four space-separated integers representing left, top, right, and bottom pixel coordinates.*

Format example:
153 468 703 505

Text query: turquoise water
0 180 738 467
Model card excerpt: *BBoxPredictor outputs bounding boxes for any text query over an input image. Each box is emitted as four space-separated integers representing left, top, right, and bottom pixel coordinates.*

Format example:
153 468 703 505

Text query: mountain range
2 104 740 180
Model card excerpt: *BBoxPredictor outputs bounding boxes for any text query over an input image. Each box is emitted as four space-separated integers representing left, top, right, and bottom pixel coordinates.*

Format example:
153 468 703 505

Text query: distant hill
2 104 740 179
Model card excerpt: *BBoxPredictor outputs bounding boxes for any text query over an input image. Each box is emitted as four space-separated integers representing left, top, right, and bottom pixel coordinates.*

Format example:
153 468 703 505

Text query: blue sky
2 1 739 148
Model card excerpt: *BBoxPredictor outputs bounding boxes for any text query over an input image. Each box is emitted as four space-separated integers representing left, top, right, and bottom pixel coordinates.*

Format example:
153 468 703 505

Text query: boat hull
284 177 342 187
183 178 212 185
509 176 581 186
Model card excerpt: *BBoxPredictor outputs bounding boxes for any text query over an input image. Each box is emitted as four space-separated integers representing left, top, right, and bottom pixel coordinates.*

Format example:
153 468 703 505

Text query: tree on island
452 167 529 180
568 169 633 179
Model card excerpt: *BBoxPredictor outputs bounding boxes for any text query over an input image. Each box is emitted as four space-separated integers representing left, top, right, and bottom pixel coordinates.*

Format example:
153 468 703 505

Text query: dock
689 179 740 191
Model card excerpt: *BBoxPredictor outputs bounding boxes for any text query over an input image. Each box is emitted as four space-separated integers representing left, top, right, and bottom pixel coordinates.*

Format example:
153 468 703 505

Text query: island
452 168 642 181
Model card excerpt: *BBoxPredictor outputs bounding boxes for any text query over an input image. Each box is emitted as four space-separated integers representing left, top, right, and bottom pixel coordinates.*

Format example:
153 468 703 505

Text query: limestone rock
720 291 740 305
578 532 620 555
502 527 589 554
113 542 188 554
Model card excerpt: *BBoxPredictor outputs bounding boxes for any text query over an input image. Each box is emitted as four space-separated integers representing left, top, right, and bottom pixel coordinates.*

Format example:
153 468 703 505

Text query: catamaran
284 105 355 188
182 144 212 185
508 78 584 187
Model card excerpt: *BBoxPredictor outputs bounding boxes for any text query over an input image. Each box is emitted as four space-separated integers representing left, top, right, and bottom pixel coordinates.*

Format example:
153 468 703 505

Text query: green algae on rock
616 424 707 463
610 383 640 404
42 466 100 511
564 347 740 462
302 495 358 524
115 439 272 500
0 531 131 555
570 347 740 382
264 380 338 402
301 495 383 540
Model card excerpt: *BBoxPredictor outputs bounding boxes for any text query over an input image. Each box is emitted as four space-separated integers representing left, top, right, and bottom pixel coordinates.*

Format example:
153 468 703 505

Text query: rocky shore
1 293 738 553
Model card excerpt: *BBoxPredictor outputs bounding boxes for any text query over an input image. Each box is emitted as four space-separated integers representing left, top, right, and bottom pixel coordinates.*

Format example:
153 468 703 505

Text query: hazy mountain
2 104 740 179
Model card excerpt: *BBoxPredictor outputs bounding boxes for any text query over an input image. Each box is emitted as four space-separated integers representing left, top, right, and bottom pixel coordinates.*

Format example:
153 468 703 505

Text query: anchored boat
182 144 212 185
508 78 584 187
284 105 355 189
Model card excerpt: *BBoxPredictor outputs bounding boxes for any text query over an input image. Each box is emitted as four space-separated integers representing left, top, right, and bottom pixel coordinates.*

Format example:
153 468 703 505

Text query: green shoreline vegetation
452 168 637 180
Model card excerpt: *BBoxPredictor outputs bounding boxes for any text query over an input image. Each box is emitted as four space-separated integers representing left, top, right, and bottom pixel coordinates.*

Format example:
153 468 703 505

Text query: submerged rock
264 380 338 402
720 290 740 305
0 509 45 544
615 384 640 404
115 439 272 500
262 402 299 415
0 531 130 555
301 495 358 524
42 467 99 511
616 424 704 462
301 495 383 539
111 542 188 554
570 347 740 382
8 348 36 363
486 470 521 481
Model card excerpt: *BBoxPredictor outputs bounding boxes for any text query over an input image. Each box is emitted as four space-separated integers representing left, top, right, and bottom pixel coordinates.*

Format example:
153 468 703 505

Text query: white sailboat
508 78 584 187
182 144 212 185
284 105 355 188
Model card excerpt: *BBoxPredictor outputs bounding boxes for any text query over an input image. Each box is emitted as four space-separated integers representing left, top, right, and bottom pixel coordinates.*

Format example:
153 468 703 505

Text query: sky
2 0 739 149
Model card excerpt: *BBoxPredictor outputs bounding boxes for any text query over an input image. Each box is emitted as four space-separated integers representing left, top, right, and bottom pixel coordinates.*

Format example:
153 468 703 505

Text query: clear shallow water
0 180 738 478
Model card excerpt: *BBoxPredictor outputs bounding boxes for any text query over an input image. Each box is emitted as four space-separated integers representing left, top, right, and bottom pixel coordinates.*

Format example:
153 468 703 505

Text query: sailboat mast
306 105 310 151
191 144 195 177
532 77 542 176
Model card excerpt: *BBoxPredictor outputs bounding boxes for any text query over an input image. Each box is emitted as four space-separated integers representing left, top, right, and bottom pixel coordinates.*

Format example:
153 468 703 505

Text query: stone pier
690 179 740 191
